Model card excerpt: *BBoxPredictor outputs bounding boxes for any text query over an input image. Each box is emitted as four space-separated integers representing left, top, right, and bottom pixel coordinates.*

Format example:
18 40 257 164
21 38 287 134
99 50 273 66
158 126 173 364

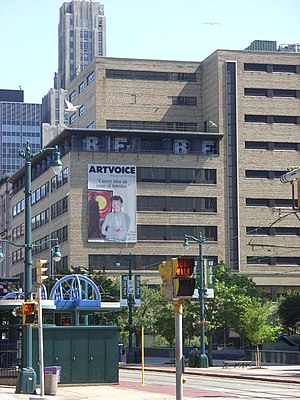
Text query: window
79 81 85 93
245 115 268 123
246 198 293 207
70 113 76 124
139 168 165 182
172 96 197 106
70 90 76 102
138 196 166 211
79 105 85 116
244 88 268 96
87 71 95 85
106 69 197 82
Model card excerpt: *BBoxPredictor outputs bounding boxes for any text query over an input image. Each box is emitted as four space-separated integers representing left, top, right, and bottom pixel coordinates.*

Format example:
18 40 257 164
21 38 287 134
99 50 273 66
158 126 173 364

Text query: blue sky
0 0 299 104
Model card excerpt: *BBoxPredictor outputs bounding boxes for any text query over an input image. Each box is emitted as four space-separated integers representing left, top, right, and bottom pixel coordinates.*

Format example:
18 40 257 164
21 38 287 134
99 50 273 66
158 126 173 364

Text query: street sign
120 275 128 306
134 274 141 306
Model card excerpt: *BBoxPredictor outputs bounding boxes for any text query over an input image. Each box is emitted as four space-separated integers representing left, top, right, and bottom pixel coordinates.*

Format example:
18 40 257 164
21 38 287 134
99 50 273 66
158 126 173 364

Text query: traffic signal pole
174 299 184 400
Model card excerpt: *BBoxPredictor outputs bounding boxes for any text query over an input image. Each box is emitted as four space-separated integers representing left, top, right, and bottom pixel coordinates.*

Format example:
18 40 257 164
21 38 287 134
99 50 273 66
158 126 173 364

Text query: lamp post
183 233 209 368
116 253 135 363
0 141 63 394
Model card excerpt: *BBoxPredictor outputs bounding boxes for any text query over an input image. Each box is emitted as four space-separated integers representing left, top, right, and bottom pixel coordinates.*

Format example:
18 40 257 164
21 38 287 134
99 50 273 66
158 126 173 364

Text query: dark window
138 196 166 211
172 96 197 106
245 115 268 123
246 198 269 207
273 89 297 97
245 142 269 150
244 63 268 72
138 225 167 240
244 88 268 96
273 115 297 124
171 168 194 183
246 227 269 235
139 168 166 182
273 64 297 73
106 69 197 82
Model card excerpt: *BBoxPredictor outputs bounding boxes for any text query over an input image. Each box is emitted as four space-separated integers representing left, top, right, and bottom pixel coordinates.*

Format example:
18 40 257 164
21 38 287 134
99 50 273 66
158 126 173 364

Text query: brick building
5 48 300 299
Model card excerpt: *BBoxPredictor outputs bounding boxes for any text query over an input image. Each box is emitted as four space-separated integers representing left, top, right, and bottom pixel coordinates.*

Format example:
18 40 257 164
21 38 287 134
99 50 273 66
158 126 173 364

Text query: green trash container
188 348 198 368
15 368 37 394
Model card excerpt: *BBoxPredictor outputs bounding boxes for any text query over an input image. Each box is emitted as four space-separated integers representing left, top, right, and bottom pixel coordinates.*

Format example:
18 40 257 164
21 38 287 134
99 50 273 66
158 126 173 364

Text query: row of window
106 69 197 82
13 167 69 215
51 167 69 193
245 170 286 179
171 96 197 106
51 225 68 244
32 209 49 231
107 120 198 132
244 63 299 74
245 141 300 151
51 196 68 220
246 198 293 207
247 256 300 266
137 196 217 212
244 88 300 98
247 226 300 236
245 115 299 124
12 182 49 217
138 167 216 184
69 71 95 102
137 225 217 241
88 254 218 271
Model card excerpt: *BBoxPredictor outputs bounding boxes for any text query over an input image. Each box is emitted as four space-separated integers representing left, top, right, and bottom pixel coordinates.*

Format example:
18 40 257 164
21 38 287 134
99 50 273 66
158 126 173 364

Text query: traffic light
22 301 37 325
36 259 48 287
159 260 173 301
172 257 196 298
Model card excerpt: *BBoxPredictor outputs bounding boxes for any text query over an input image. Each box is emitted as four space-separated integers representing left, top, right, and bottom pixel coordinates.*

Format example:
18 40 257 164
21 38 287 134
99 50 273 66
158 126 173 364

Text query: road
121 369 300 399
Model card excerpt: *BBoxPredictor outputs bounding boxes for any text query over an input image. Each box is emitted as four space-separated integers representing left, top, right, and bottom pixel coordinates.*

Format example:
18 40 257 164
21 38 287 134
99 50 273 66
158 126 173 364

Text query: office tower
42 88 68 145
56 0 106 90
0 89 42 176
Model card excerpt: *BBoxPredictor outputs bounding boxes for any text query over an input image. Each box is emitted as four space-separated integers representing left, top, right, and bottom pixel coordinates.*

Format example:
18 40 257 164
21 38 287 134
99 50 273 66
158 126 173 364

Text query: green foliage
277 293 300 334
240 298 282 346
239 298 282 367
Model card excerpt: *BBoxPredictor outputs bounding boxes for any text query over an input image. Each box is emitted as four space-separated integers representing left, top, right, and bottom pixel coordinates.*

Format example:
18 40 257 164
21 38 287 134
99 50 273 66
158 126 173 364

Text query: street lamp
116 253 135 363
183 233 209 368
0 141 63 394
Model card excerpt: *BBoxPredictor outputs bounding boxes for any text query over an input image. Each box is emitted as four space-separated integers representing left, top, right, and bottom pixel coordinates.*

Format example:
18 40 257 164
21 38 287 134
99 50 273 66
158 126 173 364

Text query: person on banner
88 192 101 238
101 195 131 241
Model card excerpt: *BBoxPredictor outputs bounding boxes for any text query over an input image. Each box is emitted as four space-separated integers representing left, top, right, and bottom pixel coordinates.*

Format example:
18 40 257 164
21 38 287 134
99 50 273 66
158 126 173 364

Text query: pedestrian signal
159 260 173 301
172 257 196 298
22 301 37 325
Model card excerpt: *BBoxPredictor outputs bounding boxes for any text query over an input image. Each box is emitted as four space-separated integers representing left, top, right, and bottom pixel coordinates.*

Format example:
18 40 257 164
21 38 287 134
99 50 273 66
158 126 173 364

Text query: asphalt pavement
1 357 300 400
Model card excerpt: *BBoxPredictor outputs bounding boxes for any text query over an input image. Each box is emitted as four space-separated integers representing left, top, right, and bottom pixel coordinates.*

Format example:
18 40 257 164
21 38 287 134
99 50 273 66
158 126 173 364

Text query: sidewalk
1 359 300 400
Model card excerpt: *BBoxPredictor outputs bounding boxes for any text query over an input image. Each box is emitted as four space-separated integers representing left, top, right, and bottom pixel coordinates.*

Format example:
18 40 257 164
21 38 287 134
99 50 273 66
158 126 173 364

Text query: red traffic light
174 257 195 277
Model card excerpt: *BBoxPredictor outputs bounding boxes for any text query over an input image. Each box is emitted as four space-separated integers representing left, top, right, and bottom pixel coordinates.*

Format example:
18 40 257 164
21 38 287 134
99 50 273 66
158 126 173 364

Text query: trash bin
44 366 62 396
188 348 198 368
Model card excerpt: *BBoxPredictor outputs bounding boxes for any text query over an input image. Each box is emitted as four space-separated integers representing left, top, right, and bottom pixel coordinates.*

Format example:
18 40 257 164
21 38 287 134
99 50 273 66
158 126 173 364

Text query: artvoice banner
88 164 136 242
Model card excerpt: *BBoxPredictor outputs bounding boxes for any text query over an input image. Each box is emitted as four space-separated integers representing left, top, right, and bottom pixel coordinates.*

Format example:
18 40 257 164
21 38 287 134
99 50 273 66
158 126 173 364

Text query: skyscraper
55 0 106 90
0 89 41 176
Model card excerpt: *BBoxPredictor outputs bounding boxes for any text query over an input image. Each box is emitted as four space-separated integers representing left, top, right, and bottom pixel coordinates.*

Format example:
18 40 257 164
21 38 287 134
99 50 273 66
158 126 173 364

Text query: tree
202 262 263 365
277 293 300 335
239 298 282 367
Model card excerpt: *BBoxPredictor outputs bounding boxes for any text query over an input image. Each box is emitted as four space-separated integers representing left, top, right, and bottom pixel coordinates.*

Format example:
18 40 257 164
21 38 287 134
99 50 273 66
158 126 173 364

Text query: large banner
88 164 136 242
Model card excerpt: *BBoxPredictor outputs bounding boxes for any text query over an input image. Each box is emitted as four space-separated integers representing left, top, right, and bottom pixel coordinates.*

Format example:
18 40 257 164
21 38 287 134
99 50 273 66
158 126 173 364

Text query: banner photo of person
88 164 137 243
